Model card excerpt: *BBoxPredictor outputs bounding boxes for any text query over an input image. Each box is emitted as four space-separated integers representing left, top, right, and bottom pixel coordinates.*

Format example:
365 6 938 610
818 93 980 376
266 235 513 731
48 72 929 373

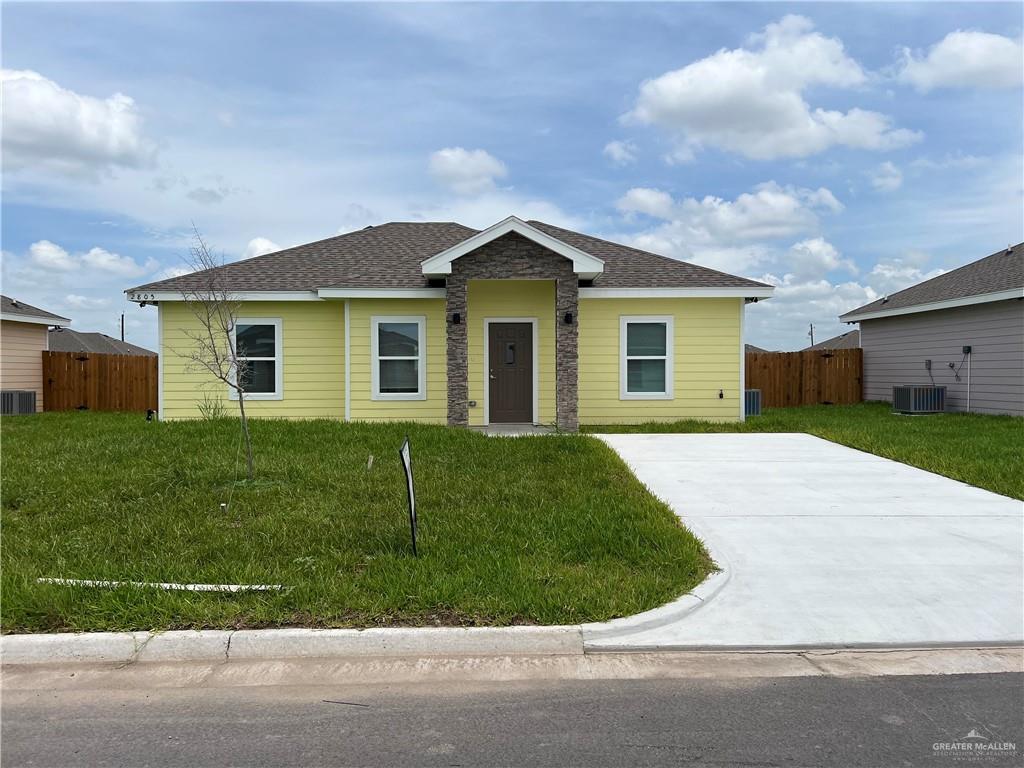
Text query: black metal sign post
398 436 417 556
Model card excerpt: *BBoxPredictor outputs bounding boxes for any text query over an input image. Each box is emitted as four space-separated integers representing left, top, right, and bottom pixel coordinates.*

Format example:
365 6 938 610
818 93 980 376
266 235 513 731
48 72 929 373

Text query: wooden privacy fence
745 348 862 408
42 351 158 412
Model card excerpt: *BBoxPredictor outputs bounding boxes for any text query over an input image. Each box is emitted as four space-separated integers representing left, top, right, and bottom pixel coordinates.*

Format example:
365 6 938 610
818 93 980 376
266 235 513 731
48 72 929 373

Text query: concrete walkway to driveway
587 433 1023 650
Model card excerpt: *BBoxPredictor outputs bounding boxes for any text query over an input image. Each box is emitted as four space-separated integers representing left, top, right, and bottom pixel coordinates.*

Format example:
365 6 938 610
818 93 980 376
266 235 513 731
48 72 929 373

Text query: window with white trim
231 318 283 400
620 316 674 400
371 316 426 400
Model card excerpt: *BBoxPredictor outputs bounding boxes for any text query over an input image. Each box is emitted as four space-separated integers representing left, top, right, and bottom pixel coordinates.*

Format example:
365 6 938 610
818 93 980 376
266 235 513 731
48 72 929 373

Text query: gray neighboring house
47 327 156 356
839 243 1023 416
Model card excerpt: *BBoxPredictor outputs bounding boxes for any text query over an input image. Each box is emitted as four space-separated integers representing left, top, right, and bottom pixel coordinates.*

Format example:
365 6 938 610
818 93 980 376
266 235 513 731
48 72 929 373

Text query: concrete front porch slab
586 433 1024 650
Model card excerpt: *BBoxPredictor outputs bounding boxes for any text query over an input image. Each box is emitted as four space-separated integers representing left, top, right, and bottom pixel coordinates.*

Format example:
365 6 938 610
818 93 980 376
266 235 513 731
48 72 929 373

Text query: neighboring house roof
0 295 71 326
128 219 771 295
745 344 771 354
803 330 860 351
48 328 156 356
840 243 1024 322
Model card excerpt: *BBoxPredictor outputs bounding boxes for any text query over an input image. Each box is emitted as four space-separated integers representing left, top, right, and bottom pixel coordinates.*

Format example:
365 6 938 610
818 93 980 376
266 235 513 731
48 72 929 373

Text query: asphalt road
3 672 1022 767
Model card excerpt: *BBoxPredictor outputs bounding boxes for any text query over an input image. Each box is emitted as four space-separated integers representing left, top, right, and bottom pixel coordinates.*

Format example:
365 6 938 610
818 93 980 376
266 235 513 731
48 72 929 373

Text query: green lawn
1 413 710 633
586 402 1023 500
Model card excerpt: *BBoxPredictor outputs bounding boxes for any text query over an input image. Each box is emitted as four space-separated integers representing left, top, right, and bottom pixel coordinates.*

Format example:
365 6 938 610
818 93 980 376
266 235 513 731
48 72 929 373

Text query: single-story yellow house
127 217 772 429
1 295 71 413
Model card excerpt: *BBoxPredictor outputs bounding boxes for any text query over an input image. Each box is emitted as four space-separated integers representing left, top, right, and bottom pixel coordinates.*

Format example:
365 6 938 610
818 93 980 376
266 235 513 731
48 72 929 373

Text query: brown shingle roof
133 223 476 292
841 243 1023 320
1 295 70 323
526 221 769 289
129 221 770 293
48 328 156 356
803 329 860 351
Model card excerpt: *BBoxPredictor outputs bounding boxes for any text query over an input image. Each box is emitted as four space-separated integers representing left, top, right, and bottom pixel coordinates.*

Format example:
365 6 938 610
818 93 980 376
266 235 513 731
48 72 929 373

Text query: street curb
1 626 585 666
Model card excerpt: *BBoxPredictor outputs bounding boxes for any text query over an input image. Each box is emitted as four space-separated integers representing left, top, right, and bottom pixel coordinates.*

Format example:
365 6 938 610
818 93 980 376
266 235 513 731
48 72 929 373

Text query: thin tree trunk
237 392 255 481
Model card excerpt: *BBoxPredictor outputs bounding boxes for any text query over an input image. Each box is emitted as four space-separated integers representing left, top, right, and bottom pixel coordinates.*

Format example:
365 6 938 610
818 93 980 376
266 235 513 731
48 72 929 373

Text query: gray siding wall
860 299 1024 416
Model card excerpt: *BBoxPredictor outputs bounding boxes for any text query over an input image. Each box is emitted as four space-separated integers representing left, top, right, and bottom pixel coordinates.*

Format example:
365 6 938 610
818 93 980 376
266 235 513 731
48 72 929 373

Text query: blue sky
3 1 1022 350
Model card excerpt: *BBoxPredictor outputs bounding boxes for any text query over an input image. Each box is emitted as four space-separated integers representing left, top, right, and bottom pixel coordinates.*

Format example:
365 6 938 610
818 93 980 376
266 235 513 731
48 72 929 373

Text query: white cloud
29 240 77 271
626 15 921 160
2 241 164 345
869 161 903 192
618 181 843 255
908 152 987 171
749 246 949 350
747 274 879 349
616 187 675 219
26 240 155 277
1 69 155 178
603 140 638 166
897 31 1024 92
66 294 111 309
81 247 156 277
785 238 857 279
428 147 507 195
867 254 945 295
242 237 281 260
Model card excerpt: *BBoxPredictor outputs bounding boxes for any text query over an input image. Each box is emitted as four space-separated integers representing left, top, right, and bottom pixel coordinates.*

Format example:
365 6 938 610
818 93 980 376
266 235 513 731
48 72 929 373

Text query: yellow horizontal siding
158 293 742 426
467 280 556 426
577 297 742 424
161 301 344 420
348 298 447 423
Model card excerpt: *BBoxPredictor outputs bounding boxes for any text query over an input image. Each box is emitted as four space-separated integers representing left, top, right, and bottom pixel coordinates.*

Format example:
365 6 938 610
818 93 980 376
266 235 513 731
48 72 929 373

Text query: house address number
127 293 157 302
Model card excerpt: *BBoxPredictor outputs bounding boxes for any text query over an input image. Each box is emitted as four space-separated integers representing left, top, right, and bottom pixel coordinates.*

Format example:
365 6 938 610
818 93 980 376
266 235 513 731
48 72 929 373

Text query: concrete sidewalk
585 433 1024 650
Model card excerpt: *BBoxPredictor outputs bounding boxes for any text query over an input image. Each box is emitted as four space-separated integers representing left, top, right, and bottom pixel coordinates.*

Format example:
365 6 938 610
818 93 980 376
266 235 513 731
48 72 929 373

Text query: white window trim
482 317 539 426
620 315 674 401
229 317 284 401
371 315 427 401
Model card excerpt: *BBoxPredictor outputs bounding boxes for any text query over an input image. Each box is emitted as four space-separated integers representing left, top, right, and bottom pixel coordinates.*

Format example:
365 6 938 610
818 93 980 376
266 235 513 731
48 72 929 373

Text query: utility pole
808 323 815 346
120 313 125 342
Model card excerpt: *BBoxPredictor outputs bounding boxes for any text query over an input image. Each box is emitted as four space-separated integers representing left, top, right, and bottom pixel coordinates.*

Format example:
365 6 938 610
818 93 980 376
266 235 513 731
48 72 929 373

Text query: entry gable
421 216 604 280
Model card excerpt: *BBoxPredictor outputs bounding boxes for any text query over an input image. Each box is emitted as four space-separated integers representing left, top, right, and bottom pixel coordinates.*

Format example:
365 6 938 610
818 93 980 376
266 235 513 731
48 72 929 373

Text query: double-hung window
371 316 426 400
620 316 674 400
232 318 283 400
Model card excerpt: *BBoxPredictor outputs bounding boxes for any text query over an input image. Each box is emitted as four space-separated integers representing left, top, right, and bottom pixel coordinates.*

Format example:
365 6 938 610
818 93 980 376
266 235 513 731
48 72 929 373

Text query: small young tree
179 226 255 480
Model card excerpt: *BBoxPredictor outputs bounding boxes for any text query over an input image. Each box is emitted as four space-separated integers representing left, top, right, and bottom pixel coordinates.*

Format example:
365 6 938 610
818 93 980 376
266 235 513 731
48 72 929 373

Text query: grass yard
586 402 1023 500
1 413 710 633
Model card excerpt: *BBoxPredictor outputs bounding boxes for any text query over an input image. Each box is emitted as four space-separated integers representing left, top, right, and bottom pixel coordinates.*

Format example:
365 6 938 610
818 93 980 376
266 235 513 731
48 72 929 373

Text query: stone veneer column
444 232 580 431
555 276 579 432
446 273 469 426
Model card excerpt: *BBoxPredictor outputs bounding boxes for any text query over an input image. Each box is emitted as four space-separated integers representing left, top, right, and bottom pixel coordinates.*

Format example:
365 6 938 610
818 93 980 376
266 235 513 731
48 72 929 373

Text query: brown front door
488 322 533 423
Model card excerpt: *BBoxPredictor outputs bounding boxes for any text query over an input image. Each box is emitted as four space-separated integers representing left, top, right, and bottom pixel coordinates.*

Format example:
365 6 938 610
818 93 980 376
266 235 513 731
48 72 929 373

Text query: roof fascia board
126 290 321 303
421 215 604 279
317 288 447 299
1 312 70 326
840 288 1024 322
580 286 774 299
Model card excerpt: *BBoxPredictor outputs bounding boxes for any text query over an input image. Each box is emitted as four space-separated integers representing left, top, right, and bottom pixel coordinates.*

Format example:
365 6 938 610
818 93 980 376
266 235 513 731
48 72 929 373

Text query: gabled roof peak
419 216 605 280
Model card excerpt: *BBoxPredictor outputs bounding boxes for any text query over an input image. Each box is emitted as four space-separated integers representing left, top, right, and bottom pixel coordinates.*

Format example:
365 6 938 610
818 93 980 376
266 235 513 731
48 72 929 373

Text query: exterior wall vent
745 389 762 417
892 385 946 414
1 390 37 415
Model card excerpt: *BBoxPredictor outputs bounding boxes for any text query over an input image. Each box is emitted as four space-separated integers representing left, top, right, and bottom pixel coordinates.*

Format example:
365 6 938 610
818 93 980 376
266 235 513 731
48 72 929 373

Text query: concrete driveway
585 433 1023 650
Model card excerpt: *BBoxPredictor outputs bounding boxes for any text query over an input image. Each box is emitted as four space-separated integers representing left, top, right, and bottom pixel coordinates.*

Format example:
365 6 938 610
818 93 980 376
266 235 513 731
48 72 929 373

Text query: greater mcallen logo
933 728 1017 761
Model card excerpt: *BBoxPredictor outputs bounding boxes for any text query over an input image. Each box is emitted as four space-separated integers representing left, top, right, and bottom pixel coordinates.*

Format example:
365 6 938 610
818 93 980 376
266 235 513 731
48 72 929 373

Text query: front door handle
489 370 496 380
